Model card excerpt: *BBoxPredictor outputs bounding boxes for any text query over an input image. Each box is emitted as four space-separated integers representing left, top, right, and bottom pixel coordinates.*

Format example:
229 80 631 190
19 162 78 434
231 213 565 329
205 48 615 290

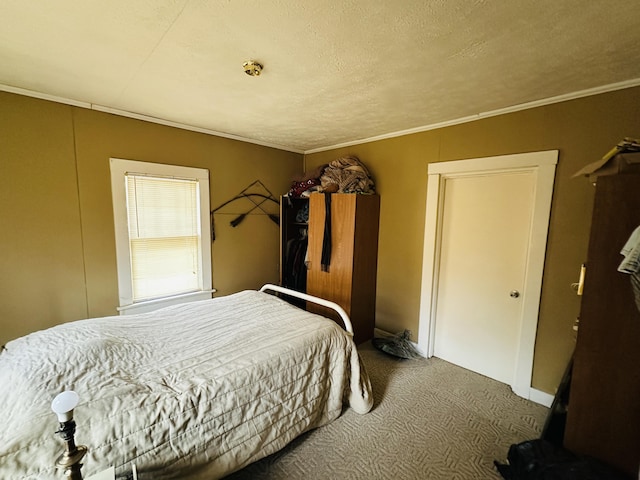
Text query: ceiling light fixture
243 60 263 77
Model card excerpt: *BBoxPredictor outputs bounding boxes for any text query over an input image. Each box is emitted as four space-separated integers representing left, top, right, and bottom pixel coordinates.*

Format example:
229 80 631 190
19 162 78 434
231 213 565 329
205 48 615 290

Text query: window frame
110 158 213 315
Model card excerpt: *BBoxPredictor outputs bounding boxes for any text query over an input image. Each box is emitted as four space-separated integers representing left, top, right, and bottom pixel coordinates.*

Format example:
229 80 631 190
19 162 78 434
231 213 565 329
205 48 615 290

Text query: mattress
0 290 372 479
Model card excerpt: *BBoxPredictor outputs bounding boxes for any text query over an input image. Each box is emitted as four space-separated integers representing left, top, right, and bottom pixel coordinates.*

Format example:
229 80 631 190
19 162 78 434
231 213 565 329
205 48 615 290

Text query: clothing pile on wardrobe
285 155 375 199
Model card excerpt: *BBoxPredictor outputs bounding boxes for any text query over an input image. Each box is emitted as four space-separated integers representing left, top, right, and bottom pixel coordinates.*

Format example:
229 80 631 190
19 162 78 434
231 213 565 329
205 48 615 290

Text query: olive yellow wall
305 85 640 394
0 91 302 345
3 87 639 395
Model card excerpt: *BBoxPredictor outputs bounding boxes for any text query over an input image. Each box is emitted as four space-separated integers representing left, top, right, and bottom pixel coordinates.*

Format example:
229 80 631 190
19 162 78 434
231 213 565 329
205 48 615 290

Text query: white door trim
417 151 558 399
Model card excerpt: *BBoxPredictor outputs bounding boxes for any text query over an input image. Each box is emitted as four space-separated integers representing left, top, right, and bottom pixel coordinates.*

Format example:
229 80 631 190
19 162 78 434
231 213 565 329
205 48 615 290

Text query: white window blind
110 158 212 315
126 174 202 301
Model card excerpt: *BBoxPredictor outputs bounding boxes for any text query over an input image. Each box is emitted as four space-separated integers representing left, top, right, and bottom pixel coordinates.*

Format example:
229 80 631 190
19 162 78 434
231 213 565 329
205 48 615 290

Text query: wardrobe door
306 193 379 344
307 194 357 321
564 174 640 477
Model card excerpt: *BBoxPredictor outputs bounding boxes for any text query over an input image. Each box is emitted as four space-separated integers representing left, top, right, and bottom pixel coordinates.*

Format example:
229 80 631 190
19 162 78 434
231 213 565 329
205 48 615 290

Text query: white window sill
117 289 216 316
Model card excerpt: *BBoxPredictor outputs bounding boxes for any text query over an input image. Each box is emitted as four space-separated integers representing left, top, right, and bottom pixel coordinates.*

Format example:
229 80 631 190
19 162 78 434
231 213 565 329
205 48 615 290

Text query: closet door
564 174 640 476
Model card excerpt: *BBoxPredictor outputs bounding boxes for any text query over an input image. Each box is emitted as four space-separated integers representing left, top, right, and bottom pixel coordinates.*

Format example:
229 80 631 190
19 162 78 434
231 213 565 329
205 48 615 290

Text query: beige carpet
227 342 549 479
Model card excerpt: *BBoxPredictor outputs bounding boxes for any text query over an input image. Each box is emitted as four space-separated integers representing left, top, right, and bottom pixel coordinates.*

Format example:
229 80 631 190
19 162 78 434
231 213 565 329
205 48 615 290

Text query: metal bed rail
259 284 353 335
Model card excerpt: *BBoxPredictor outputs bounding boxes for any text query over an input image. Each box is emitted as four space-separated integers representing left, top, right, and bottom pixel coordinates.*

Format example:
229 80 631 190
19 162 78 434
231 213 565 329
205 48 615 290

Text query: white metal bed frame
259 284 353 335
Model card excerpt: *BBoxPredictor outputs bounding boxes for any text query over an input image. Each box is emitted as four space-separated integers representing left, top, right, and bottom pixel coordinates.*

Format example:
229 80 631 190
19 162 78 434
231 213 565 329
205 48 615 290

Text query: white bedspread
0 290 372 479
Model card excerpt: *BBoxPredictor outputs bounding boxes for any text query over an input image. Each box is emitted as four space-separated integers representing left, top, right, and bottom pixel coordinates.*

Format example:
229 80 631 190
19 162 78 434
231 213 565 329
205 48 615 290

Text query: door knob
510 290 520 298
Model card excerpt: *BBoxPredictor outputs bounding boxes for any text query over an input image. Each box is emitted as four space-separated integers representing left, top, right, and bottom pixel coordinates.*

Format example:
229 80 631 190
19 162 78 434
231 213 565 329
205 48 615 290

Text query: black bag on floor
494 439 630 480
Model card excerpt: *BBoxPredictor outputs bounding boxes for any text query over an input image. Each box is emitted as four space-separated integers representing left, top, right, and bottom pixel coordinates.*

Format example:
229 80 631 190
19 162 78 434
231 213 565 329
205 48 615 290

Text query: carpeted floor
227 342 549 480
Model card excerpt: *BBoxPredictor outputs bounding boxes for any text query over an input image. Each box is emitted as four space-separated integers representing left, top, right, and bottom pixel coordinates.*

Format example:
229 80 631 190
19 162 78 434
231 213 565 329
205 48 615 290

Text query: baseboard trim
373 328 554 408
529 388 554 408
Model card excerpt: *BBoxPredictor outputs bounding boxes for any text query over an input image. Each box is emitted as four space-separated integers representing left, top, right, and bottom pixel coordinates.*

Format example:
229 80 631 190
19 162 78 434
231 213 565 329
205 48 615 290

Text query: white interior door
418 151 557 399
433 172 534 384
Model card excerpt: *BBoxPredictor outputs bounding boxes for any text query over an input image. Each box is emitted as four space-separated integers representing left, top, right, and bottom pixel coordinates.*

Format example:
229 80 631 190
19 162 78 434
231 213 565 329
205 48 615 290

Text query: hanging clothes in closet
283 229 308 293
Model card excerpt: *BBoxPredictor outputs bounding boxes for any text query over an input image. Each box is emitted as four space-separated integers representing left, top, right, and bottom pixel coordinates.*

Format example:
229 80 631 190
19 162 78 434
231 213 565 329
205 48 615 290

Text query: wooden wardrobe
280 193 380 344
564 173 640 477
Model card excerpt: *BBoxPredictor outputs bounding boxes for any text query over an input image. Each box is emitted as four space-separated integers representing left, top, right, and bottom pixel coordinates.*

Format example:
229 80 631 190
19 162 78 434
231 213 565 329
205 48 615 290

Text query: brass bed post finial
52 391 88 479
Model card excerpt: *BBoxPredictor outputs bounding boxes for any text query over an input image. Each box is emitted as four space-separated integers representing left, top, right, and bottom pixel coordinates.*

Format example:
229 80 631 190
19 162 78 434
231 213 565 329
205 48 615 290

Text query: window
110 158 212 314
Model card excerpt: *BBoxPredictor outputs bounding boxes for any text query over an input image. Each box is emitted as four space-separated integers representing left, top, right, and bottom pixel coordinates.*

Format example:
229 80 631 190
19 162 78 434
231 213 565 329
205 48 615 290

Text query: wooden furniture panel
350 195 381 335
306 193 380 344
307 194 356 311
564 174 640 477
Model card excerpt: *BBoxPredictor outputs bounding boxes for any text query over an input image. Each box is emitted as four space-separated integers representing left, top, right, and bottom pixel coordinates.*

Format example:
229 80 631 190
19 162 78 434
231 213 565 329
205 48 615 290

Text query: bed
0 285 373 479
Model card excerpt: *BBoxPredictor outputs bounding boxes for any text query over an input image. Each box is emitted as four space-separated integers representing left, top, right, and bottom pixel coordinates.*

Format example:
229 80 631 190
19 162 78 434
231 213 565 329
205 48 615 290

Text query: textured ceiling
1 0 639 153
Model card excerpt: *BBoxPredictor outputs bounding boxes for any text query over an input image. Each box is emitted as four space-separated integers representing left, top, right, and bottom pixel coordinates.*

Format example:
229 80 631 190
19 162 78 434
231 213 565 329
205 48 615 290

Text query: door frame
417 151 557 399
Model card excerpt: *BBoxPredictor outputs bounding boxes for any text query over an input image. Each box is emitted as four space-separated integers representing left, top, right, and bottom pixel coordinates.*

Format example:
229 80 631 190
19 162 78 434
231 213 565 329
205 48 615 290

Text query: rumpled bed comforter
0 290 372 479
